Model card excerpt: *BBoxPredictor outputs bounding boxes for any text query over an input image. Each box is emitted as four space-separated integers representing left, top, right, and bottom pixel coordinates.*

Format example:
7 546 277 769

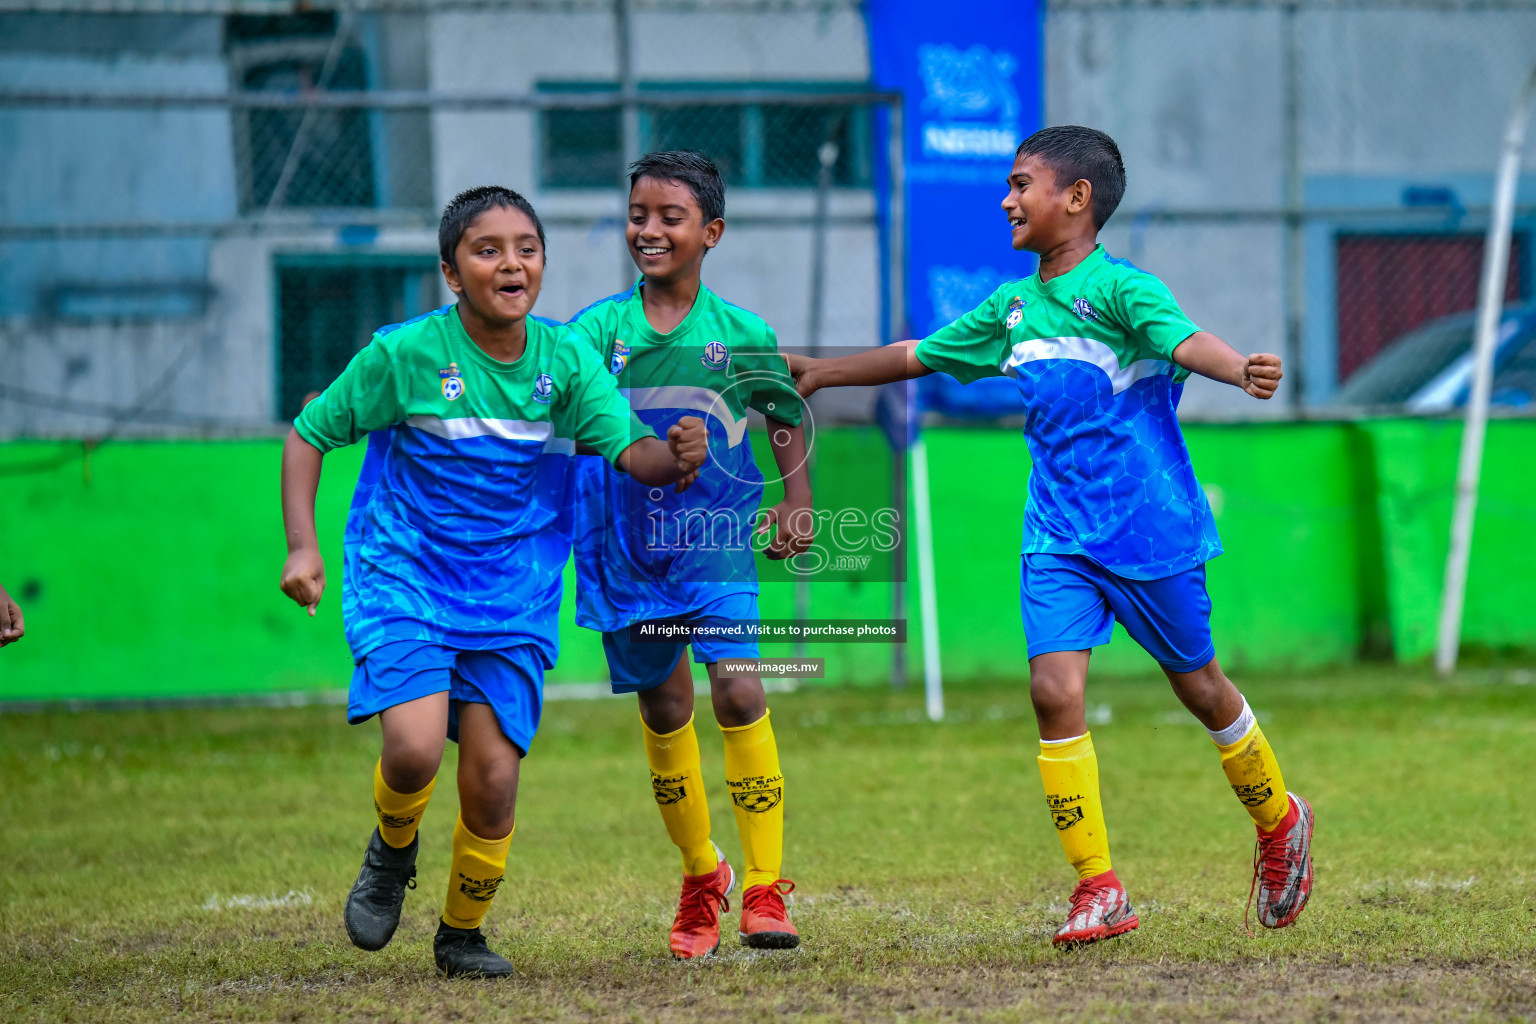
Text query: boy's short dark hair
629 151 726 223
1016 126 1126 229
438 185 546 270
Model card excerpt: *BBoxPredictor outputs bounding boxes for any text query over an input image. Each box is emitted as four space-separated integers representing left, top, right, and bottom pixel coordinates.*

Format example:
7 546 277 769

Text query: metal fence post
1281 0 1306 412
615 0 640 289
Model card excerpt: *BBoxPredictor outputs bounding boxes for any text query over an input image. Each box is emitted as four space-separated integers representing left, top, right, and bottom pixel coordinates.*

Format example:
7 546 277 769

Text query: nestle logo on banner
918 44 1021 160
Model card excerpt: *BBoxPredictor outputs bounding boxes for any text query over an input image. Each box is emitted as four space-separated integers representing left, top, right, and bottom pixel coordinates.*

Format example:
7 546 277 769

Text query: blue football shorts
1019 553 1216 673
603 590 761 694
348 640 546 756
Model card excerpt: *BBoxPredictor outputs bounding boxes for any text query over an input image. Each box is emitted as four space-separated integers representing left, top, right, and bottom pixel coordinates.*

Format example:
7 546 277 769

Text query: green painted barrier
1 420 1532 702
910 422 1379 679
1359 419 1536 661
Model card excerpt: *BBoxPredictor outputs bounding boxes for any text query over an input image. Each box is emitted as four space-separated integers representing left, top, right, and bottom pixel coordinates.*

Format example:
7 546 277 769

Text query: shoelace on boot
361 863 417 911
676 876 730 930
1064 876 1112 923
742 878 795 917
1245 823 1294 936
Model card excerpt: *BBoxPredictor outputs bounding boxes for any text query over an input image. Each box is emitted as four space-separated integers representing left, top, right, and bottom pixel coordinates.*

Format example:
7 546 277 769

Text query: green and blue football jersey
915 245 1221 580
295 304 653 664
567 282 802 630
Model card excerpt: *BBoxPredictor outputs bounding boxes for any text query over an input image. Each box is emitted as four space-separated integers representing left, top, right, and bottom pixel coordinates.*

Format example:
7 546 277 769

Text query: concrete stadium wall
1045 3 1536 412
1 419 1532 703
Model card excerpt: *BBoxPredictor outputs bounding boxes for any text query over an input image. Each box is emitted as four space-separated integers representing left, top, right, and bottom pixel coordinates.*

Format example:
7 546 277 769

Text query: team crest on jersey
438 363 464 401
610 340 630 375
1072 297 1101 322
1005 295 1026 330
701 340 730 370
532 372 554 404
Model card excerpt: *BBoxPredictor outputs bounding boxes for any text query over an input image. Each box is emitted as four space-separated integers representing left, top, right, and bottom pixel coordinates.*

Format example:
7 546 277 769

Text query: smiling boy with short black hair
789 125 1313 947
567 151 814 958
278 185 707 977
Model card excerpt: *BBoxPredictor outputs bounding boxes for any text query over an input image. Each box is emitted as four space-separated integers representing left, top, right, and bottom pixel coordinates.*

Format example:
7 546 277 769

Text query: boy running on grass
787 126 1313 946
566 151 813 958
278 186 707 977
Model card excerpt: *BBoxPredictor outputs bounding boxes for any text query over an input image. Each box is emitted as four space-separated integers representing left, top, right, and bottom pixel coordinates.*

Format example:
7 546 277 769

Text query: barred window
538 83 872 191
228 13 378 211
273 256 439 420
1336 233 1525 382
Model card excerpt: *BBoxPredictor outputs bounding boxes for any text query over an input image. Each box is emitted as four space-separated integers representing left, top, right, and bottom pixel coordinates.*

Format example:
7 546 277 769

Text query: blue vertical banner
868 0 1042 418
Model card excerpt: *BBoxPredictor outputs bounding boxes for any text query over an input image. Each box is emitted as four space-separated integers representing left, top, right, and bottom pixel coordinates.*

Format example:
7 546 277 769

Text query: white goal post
1435 62 1536 677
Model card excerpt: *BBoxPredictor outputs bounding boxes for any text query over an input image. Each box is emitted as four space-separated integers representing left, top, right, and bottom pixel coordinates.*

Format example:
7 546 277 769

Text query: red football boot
1052 869 1140 948
669 846 735 960
1248 792 1314 931
739 879 800 949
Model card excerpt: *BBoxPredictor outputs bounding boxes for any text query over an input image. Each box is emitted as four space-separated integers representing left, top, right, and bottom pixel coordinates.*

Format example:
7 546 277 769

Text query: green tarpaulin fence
1 419 1531 702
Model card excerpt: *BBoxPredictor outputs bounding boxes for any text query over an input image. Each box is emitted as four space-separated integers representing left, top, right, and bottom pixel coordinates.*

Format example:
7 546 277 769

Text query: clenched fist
1242 353 1283 400
280 548 326 616
668 415 708 473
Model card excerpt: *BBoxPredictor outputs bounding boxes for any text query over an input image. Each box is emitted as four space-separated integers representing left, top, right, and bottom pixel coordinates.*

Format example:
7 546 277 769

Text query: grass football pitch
3 665 1534 1022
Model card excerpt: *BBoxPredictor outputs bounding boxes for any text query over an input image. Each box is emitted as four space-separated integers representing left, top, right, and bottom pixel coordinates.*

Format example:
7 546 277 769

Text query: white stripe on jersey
406 415 550 442
1000 336 1174 395
405 415 582 456
620 386 750 448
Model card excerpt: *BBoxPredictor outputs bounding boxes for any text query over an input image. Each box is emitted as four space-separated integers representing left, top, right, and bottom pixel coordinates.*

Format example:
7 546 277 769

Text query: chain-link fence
1048 0 1536 420
0 0 897 440
2 0 1535 440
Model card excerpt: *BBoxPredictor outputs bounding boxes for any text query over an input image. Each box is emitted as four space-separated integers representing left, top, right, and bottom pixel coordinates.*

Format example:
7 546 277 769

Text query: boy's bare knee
1029 674 1079 716
380 738 443 793
711 674 766 728
1164 657 1243 730
1027 651 1091 739
458 756 517 838
638 684 693 734
637 653 697 734
463 753 517 797
459 796 515 840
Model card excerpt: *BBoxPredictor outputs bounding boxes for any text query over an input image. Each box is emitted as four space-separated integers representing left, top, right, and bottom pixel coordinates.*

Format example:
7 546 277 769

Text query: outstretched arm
279 428 327 616
757 419 814 560
785 340 933 398
616 415 709 487
0 582 24 648
1171 331 1283 400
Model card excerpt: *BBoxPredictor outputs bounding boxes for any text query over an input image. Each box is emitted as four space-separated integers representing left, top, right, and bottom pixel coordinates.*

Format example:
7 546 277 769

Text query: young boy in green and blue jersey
566 152 813 959
278 186 706 978
789 126 1314 947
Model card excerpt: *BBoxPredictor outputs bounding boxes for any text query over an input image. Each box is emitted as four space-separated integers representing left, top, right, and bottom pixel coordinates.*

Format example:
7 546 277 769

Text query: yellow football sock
721 710 784 890
1214 711 1290 832
373 760 435 849
442 815 512 930
1038 732 1112 881
642 714 719 877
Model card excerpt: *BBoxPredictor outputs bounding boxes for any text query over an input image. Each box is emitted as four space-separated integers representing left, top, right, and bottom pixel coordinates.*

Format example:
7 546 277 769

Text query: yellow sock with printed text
441 815 512 930
1211 701 1290 831
373 760 435 849
642 714 719 878
1037 732 1113 881
721 711 784 890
